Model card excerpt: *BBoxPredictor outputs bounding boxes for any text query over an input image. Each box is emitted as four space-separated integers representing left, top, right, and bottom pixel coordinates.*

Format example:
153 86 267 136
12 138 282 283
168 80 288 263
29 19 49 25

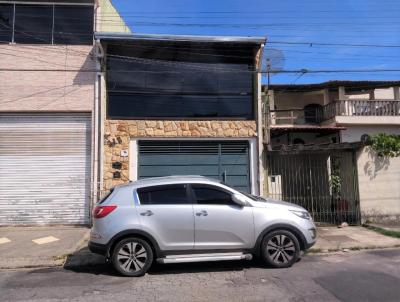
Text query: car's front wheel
261 230 300 268
112 237 153 277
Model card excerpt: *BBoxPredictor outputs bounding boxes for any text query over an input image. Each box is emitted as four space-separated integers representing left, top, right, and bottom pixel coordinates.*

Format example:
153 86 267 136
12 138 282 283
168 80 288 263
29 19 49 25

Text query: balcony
268 99 400 127
269 107 324 126
323 99 400 118
323 99 400 125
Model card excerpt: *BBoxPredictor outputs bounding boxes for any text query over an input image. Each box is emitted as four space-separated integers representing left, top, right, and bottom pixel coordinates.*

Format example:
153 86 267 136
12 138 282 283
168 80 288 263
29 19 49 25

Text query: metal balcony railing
269 99 400 126
269 108 324 125
323 99 400 119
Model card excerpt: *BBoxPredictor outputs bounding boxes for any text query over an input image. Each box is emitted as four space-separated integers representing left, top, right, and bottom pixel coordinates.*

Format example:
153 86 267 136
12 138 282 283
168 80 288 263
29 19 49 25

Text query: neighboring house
0 0 130 226
0 0 125 225
263 81 400 224
96 0 131 33
94 33 266 197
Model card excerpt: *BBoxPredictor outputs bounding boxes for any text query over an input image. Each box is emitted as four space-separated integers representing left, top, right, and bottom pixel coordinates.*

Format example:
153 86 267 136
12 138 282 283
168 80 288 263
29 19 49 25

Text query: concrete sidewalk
0 226 90 269
1 225 400 269
311 226 400 252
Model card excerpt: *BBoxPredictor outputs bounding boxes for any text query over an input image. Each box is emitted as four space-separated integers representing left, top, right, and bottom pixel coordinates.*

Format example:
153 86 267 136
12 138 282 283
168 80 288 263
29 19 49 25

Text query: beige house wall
0 45 95 112
335 116 400 126
357 147 400 222
342 125 400 222
273 91 330 110
97 0 131 33
340 125 400 143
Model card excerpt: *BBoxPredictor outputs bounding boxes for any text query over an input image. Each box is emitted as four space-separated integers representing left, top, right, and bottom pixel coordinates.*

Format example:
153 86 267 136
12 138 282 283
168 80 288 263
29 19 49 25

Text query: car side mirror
232 194 248 207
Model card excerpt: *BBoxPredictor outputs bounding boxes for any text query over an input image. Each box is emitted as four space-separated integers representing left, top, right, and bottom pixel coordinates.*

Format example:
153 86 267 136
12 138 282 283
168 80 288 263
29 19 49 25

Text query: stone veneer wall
103 120 257 192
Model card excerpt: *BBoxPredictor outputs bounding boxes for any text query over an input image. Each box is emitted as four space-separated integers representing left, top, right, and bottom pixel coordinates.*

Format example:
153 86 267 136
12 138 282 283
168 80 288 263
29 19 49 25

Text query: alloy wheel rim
266 235 295 264
117 242 148 272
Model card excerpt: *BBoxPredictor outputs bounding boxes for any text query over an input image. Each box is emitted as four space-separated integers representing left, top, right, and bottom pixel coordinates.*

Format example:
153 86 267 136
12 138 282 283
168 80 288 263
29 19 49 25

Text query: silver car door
191 184 254 250
136 184 194 251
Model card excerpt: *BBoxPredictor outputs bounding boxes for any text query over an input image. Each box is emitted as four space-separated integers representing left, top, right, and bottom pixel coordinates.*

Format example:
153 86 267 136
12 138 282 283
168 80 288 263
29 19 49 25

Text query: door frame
130 137 259 195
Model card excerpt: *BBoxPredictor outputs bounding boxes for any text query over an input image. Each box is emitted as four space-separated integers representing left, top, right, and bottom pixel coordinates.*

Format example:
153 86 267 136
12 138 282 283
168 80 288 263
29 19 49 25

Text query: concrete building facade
0 0 123 225
95 33 266 198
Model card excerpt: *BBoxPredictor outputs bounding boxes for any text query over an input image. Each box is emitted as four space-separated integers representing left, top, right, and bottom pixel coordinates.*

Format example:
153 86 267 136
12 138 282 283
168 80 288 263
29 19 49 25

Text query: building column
267 89 275 125
338 86 348 115
394 86 400 100
323 88 330 105
394 87 400 114
338 86 346 100
369 90 375 100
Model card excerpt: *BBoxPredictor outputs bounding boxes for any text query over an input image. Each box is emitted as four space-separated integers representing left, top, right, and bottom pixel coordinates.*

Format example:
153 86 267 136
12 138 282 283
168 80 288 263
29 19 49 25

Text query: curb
63 229 91 257
307 244 400 255
0 259 64 270
363 224 400 238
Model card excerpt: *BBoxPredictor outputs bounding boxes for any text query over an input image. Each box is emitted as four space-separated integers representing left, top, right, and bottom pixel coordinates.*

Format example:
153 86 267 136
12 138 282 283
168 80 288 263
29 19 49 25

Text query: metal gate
267 149 361 224
138 141 251 192
0 113 91 225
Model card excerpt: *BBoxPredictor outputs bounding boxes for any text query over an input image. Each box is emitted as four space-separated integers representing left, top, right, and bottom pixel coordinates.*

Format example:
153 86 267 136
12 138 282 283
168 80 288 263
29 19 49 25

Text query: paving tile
324 235 355 242
32 236 60 245
0 237 11 245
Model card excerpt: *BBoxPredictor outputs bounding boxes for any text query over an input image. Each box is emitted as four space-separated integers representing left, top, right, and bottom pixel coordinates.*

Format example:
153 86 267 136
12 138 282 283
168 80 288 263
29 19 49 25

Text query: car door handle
196 210 208 216
140 210 154 216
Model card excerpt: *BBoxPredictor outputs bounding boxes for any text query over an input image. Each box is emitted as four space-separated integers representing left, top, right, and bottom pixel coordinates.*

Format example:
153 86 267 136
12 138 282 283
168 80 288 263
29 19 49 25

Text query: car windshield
240 191 267 202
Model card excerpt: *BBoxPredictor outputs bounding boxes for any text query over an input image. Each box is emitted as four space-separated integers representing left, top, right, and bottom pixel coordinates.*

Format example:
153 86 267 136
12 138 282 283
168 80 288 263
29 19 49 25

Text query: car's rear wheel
261 230 300 268
112 237 153 277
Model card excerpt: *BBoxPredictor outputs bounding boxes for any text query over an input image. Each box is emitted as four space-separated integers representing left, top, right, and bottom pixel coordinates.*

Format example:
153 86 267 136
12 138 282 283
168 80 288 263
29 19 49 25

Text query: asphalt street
0 248 399 302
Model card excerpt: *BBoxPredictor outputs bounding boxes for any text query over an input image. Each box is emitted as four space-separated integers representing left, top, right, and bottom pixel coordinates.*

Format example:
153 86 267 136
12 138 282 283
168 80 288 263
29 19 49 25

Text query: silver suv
89 176 316 276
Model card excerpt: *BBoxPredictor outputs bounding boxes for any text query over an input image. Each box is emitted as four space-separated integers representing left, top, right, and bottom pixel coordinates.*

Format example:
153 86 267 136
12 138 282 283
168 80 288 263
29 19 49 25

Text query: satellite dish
261 48 285 86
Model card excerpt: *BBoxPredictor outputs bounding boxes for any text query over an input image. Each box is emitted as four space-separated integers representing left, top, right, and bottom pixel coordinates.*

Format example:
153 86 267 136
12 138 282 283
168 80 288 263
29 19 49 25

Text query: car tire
261 230 300 268
112 237 153 277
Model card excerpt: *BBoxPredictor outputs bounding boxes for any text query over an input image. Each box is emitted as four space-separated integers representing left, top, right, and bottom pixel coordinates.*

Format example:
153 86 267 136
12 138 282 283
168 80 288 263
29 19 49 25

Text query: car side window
137 184 189 205
192 184 235 206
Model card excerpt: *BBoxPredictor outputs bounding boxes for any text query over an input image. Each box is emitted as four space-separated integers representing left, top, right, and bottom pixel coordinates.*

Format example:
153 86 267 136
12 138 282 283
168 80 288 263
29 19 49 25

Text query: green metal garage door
138 141 250 192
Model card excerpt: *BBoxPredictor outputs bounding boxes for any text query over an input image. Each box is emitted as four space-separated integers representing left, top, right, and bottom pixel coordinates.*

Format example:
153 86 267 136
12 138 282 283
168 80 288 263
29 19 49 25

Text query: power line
268 41 400 48
2 67 400 74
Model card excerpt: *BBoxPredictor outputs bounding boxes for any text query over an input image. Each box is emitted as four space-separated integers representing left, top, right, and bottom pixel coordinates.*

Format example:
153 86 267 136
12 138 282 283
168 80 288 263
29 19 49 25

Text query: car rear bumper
88 241 108 256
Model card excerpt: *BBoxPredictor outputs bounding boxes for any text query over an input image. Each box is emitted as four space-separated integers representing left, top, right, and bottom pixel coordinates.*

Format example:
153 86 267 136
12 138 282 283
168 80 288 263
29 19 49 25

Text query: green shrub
370 133 400 158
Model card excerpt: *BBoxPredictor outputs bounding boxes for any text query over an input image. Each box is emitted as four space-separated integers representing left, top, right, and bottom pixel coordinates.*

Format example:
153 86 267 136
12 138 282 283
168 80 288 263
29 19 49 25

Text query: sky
109 0 400 84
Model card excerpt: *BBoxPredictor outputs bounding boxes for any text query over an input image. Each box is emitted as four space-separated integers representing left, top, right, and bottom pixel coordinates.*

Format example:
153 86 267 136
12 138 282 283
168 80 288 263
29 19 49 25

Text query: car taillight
93 205 117 218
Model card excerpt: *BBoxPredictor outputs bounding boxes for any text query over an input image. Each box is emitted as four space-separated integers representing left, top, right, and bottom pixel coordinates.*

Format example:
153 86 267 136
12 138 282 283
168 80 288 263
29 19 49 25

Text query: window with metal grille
0 2 93 45
53 5 93 45
14 4 53 44
0 4 13 42
105 43 255 119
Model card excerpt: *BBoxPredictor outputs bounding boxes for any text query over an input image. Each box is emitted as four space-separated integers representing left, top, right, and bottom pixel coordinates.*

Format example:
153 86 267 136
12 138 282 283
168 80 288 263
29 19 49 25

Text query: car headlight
309 228 317 239
290 210 311 220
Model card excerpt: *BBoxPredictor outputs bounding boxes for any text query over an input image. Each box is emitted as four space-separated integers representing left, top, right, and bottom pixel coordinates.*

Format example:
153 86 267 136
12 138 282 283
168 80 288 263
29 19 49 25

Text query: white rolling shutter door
0 113 91 225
